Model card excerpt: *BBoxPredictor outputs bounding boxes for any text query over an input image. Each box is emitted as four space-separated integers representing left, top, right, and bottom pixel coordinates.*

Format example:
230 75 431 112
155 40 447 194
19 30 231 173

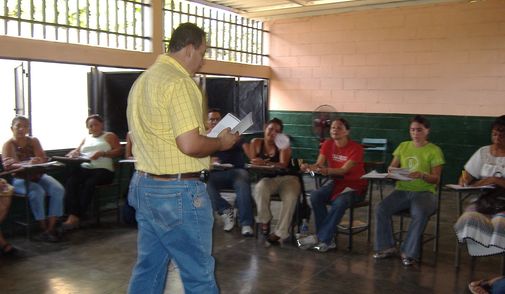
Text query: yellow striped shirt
127 54 209 174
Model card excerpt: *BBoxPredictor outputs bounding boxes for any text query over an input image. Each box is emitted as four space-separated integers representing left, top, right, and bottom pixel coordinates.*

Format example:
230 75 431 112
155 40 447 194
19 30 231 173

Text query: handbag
475 187 505 215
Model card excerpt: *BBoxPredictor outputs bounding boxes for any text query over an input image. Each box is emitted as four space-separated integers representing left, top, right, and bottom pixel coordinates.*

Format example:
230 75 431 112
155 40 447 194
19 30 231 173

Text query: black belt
138 171 208 182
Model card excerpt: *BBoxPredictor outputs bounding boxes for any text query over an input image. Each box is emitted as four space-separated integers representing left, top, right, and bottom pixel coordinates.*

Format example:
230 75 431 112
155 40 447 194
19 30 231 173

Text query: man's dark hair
410 115 431 129
267 118 284 132
168 23 206 53
491 115 505 131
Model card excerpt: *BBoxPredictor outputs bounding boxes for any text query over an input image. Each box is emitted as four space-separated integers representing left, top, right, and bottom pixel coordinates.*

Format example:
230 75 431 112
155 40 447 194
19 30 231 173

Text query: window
0 0 152 51
163 0 268 65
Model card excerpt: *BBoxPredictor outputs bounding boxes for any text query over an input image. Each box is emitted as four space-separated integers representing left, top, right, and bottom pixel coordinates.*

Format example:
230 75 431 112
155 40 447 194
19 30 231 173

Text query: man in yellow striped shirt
127 23 238 294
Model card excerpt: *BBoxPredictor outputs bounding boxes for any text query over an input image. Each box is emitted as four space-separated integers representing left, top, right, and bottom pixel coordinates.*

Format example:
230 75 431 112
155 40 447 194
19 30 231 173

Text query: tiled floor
0 182 503 293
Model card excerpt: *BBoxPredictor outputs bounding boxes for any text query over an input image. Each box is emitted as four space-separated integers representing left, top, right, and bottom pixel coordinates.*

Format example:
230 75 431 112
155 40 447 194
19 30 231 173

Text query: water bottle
300 218 309 237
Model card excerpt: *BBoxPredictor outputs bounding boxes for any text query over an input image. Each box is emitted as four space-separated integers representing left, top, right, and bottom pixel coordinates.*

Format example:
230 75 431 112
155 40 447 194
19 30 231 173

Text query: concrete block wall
267 0 505 117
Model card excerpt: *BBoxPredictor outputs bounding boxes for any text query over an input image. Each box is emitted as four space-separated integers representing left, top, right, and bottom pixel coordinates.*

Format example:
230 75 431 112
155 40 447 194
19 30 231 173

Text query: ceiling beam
242 0 465 20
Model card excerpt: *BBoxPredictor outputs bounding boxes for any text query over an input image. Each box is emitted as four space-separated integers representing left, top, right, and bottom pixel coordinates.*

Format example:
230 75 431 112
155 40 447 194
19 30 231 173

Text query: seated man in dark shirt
206 109 254 236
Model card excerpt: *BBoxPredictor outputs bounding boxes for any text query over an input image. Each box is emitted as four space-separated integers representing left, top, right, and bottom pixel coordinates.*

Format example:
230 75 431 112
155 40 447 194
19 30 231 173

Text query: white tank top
80 133 114 171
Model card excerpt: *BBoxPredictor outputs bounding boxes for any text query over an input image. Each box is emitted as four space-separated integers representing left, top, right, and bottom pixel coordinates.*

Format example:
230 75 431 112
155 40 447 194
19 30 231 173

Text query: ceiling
191 0 467 20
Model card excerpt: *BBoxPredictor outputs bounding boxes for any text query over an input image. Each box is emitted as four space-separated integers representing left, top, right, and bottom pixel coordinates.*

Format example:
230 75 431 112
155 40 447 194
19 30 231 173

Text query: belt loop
177 173 181 181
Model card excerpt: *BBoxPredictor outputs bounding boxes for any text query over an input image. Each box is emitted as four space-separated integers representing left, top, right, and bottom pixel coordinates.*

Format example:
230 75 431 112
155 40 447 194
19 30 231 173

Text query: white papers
207 112 253 138
388 167 413 181
388 173 413 181
361 170 388 179
446 184 495 190
389 167 410 176
361 170 413 181
119 159 137 163
212 162 233 168
232 112 253 135
274 133 290 149
20 161 61 168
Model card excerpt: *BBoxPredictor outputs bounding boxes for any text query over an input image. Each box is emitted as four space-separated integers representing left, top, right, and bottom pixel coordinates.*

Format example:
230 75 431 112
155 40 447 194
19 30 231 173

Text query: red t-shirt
320 139 368 200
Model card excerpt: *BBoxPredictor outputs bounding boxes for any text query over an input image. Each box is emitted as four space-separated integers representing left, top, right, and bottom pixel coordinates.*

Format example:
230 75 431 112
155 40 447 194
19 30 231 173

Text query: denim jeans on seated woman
127 171 218 294
13 174 65 220
310 181 364 245
374 190 436 259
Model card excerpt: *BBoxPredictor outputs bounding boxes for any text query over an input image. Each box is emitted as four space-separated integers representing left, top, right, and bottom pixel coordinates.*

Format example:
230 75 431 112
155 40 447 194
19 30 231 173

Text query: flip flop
0 243 18 256
468 280 491 294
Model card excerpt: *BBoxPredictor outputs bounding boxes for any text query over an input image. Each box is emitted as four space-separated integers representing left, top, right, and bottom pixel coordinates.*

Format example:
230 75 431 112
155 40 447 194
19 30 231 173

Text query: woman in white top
62 114 121 229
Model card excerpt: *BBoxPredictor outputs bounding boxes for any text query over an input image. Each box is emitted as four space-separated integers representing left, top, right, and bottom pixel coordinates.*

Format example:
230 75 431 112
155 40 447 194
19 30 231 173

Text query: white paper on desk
389 167 410 176
361 170 388 179
207 112 253 138
212 162 233 168
361 170 413 181
446 184 495 190
388 173 413 181
119 159 137 163
20 161 60 168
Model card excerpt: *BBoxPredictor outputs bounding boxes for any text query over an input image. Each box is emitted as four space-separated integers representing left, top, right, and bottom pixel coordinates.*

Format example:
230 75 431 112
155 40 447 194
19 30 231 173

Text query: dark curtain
88 69 142 140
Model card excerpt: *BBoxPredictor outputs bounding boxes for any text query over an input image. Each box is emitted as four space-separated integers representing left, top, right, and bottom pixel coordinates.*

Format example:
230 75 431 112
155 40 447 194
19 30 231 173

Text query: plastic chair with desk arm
362 138 388 200
0 157 64 240
91 157 126 225
250 158 310 245
333 163 375 252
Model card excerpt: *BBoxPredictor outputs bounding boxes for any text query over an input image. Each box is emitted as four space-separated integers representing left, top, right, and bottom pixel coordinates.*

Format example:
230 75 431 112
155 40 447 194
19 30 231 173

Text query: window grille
163 0 268 65
0 0 151 51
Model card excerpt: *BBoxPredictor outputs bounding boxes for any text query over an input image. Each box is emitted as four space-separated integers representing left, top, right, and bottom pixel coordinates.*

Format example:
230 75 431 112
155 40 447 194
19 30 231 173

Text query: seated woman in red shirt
298 118 367 252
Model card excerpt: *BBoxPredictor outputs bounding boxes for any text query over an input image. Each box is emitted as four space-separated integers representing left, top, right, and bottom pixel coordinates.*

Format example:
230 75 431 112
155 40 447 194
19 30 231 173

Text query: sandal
0 243 18 256
468 280 491 294
260 223 270 236
266 233 281 245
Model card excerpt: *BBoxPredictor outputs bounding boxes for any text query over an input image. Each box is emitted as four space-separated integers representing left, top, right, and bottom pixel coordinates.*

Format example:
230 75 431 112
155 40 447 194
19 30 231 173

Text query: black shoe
0 243 18 256
35 232 60 243
260 223 270 236
401 257 416 267
266 233 281 245
373 247 397 259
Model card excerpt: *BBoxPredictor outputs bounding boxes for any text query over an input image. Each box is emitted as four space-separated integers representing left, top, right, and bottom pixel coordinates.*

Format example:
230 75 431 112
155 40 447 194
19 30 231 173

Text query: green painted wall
269 111 496 185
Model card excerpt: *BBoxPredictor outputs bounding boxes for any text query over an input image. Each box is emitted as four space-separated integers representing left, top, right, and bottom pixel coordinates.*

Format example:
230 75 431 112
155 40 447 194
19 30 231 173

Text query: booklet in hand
207 112 253 138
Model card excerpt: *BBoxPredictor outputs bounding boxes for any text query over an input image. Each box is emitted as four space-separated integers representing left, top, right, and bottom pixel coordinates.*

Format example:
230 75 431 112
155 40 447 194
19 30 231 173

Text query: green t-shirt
393 141 445 193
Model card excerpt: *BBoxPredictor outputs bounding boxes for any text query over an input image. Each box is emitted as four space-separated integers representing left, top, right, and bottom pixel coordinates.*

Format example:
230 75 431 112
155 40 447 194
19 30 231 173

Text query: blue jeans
310 181 364 245
492 277 505 294
127 172 218 294
13 174 65 220
374 190 437 259
206 169 253 226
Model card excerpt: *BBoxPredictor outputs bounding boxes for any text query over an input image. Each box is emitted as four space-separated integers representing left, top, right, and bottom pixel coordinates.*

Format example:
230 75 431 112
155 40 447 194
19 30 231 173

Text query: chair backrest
361 138 387 152
361 138 388 171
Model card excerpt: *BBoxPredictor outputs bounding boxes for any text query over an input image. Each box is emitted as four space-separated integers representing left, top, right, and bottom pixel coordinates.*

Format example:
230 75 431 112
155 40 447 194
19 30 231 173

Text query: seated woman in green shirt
372 115 444 267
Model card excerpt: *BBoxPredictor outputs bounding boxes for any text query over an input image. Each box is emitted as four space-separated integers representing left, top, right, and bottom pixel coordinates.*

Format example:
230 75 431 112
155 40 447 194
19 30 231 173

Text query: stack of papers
20 161 61 168
445 184 495 190
207 112 253 138
361 170 413 181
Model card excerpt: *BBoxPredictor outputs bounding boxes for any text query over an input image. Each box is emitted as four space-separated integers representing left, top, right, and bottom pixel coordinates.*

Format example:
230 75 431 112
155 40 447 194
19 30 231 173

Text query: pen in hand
461 170 468 187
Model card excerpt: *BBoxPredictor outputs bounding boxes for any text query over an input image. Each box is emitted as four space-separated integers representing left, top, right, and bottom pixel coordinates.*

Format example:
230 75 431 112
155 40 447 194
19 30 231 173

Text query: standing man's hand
218 128 239 151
